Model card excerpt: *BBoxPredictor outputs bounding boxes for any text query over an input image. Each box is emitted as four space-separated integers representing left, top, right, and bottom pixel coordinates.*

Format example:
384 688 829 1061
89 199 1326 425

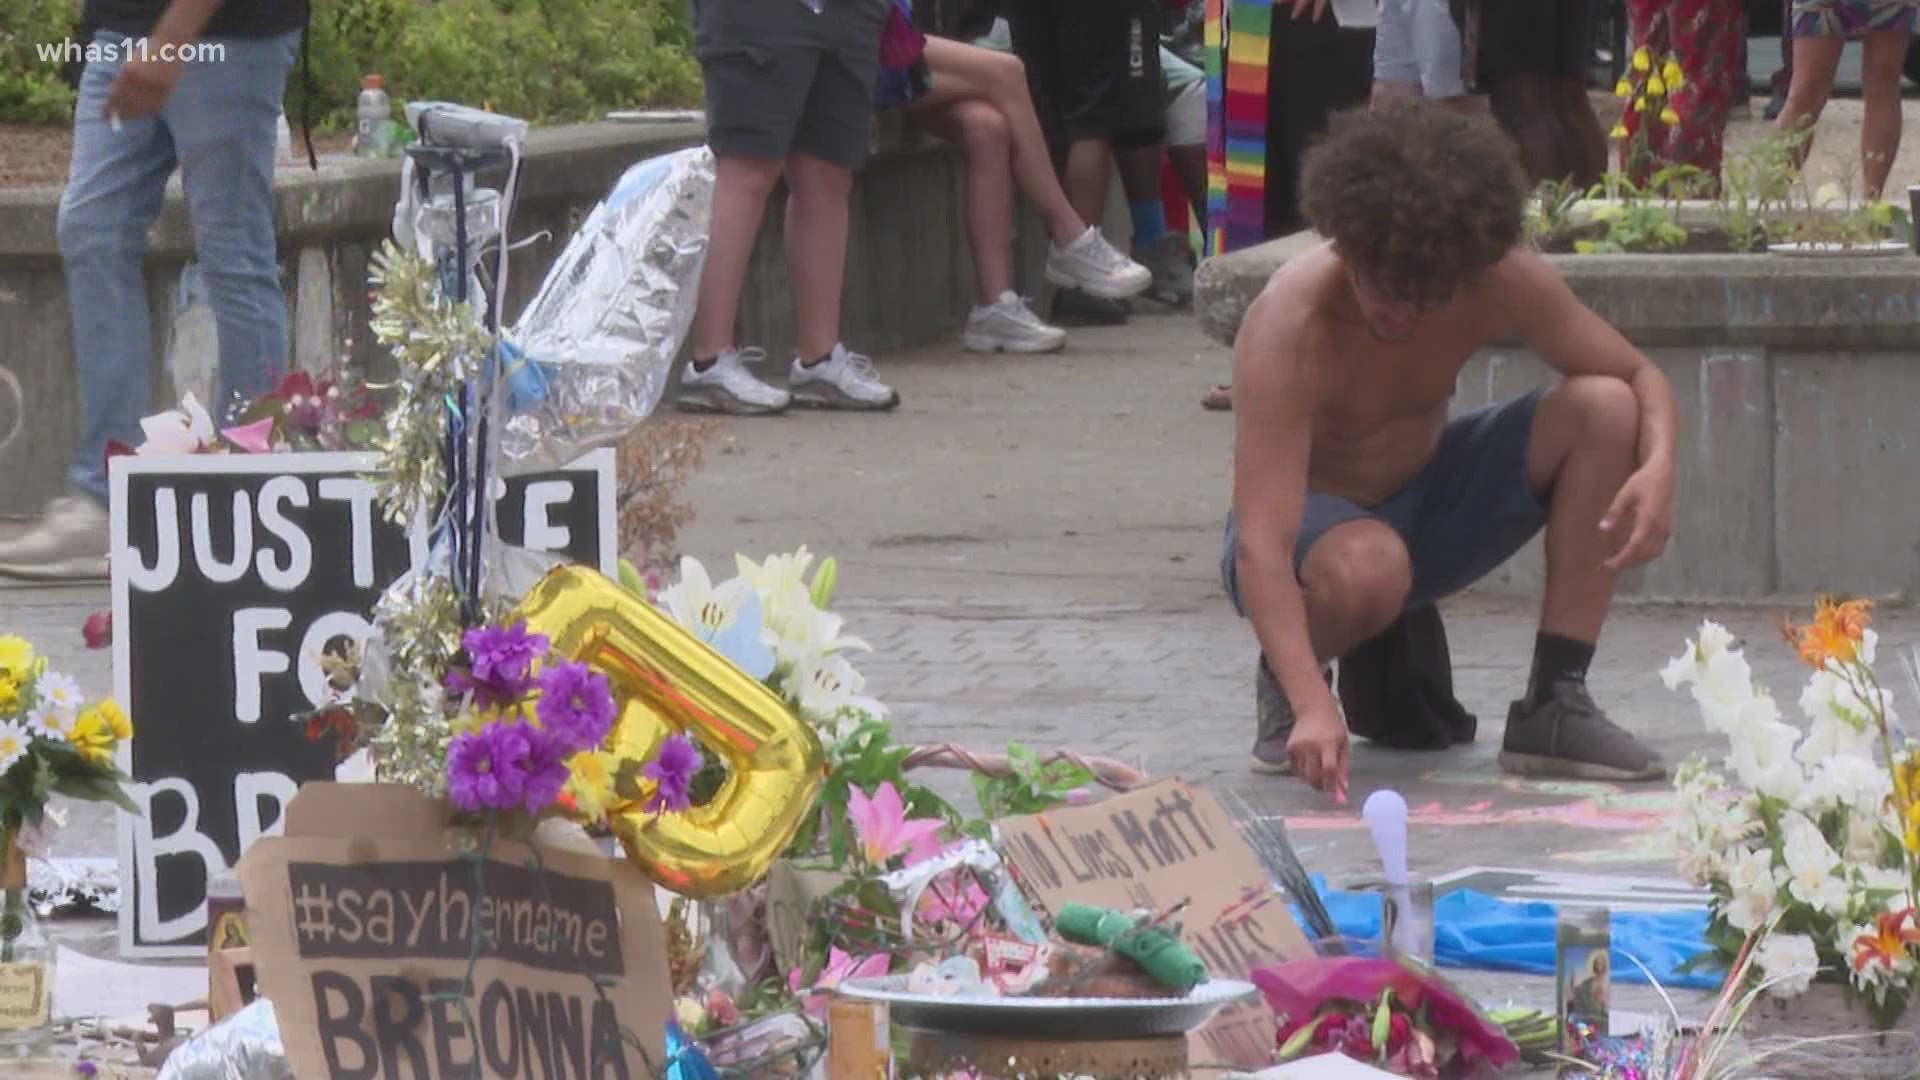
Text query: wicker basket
1733 982 1920 1079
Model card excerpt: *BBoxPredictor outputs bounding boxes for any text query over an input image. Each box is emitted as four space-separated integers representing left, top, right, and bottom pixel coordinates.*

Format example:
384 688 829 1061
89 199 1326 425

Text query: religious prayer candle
1556 907 1612 1052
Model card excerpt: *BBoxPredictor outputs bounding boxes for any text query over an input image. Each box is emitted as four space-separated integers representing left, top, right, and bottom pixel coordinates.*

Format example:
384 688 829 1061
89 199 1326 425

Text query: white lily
1724 844 1777 932
735 548 816 605
1753 932 1821 997
1781 814 1851 917
1730 719 1806 802
658 556 753 640
138 393 217 454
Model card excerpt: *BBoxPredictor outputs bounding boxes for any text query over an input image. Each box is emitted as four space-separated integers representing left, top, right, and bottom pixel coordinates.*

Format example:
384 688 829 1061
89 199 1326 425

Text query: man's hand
1288 0 1331 19
105 57 185 120
1600 461 1674 571
1288 702 1350 799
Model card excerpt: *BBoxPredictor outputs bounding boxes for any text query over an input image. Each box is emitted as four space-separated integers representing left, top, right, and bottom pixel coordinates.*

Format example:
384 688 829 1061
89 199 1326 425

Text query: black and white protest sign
110 451 616 958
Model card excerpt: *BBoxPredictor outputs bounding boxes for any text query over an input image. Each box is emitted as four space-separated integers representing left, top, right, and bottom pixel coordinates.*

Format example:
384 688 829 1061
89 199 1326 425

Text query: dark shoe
1498 680 1666 781
1051 288 1129 327
1202 384 1232 411
1251 658 1294 774
1763 87 1787 122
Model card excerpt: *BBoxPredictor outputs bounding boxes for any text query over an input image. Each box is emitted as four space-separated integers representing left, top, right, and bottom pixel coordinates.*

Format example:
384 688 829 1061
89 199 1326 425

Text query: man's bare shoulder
1242 244 1343 347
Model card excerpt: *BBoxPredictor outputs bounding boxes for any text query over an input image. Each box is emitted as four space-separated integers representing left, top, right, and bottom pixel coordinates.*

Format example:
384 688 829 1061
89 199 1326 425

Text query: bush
289 0 701 133
0 0 82 124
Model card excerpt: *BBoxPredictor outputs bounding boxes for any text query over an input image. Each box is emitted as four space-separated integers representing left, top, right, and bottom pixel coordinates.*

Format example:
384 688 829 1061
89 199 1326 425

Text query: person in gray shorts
1222 100 1677 797
1372 0 1472 105
678 0 901 416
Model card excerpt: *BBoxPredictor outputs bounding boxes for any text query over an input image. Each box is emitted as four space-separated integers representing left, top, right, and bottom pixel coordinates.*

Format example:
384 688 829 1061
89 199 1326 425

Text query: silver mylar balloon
500 145 716 474
156 999 292 1080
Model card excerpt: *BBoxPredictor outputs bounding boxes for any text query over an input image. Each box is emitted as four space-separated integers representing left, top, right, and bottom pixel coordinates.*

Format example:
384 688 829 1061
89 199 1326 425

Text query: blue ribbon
664 1021 719 1080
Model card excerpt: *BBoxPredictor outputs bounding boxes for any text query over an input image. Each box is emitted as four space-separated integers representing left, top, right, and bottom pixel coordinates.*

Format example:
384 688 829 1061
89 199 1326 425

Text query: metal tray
835 976 1259 1040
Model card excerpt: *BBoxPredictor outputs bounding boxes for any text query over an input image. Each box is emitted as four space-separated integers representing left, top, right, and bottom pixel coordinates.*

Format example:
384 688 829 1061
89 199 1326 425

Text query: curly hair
1299 99 1529 307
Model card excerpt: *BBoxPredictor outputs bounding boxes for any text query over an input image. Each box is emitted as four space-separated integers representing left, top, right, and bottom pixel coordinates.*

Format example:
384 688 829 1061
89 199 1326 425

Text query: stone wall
1192 232 1920 601
0 116 1054 518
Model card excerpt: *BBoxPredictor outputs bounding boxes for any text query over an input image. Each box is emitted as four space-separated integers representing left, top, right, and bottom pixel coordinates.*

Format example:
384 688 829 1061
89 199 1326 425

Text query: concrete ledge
1192 230 1920 601
0 115 1052 517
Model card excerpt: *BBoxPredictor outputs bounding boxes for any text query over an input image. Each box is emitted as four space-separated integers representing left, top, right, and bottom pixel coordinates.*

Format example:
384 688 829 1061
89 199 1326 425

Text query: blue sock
1129 200 1166 250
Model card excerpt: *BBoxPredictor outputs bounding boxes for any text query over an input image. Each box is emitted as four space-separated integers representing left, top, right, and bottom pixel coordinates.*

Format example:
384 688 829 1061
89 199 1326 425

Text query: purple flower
643 733 702 814
535 661 616 753
519 724 573 816
446 621 549 708
446 721 534 812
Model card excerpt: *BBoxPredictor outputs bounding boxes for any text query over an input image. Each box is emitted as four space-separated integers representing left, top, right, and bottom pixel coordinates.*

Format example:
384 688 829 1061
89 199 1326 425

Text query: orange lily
1852 908 1920 972
1782 596 1873 669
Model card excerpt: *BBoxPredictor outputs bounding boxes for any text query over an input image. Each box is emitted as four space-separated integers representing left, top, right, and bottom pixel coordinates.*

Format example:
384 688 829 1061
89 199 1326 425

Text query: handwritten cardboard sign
238 783 669 1079
996 778 1309 1072
110 449 616 958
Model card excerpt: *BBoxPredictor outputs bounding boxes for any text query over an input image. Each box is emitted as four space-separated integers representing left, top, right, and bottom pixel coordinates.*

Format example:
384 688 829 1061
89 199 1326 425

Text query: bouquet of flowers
1257 955 1520 1078
0 635 138 837
1665 599 1920 1026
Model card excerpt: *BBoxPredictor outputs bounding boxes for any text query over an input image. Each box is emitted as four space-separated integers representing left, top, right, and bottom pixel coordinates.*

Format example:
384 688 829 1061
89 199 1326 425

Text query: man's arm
105 0 225 120
1505 249 1679 568
1230 283 1348 794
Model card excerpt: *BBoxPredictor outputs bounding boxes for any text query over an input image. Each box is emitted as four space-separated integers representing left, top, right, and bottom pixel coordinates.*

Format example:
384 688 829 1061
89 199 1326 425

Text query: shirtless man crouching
1220 99 1678 796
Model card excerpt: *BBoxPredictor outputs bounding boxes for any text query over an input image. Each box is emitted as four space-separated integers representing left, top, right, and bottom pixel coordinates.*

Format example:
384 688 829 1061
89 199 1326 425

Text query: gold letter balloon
510 564 824 897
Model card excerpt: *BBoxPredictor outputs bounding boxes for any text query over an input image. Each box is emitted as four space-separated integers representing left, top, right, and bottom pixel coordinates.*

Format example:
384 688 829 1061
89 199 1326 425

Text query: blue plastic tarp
1294 876 1724 991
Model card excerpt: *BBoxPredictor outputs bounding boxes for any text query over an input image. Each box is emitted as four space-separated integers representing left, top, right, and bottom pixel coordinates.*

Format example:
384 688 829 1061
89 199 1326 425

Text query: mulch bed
0 124 353 190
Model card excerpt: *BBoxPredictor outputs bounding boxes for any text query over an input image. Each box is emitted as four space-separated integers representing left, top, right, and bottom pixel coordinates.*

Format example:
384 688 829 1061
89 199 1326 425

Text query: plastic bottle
354 74 390 158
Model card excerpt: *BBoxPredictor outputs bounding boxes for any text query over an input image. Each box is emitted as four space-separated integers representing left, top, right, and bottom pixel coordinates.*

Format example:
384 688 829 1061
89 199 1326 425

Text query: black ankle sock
692 355 717 373
801 351 832 370
1526 632 1595 707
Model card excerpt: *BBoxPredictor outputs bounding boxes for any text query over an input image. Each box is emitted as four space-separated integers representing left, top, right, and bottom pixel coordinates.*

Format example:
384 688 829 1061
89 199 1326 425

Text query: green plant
971 743 1096 821
1524 178 1583 247
1716 130 1803 252
1573 201 1688 254
0 0 80 124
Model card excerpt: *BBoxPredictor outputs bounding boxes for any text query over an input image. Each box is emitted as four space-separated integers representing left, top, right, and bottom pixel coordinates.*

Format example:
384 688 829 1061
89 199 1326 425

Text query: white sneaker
788 344 900 411
0 495 110 582
677 347 791 415
1045 227 1153 300
963 292 1067 354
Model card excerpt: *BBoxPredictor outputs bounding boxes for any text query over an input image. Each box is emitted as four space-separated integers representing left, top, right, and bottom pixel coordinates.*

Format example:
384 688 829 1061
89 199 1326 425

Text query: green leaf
1572 240 1601 255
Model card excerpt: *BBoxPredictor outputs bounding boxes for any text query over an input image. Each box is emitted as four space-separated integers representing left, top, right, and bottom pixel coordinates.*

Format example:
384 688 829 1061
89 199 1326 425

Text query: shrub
288 0 701 133
0 0 81 124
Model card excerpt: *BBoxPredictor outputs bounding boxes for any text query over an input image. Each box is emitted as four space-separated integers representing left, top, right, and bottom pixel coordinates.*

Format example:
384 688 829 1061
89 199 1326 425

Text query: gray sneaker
677 347 791 416
0 495 110 582
789 344 899 411
1498 680 1667 781
1136 234 1195 307
1251 658 1294 775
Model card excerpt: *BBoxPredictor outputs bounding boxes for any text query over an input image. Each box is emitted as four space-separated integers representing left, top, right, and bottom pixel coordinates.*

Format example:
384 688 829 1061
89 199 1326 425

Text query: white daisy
0 721 31 773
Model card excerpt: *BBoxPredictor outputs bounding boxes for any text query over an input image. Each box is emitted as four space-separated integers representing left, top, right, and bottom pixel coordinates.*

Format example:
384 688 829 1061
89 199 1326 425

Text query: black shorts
1221 391 1549 615
692 0 890 169
1476 0 1588 84
1006 0 1166 150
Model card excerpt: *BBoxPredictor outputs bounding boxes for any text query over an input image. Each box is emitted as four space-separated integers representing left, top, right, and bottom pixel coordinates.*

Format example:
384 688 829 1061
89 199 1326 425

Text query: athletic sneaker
963 292 1067 354
0 495 110 582
677 347 791 415
789 344 900 411
1251 658 1294 775
1136 234 1195 307
1498 680 1667 781
1045 227 1153 300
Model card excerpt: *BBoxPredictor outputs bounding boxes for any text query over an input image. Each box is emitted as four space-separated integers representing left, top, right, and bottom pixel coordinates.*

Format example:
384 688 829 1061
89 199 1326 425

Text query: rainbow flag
1207 0 1271 254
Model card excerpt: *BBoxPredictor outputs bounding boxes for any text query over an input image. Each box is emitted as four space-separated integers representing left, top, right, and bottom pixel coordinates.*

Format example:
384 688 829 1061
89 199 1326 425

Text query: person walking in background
1618 0 1745 190
1773 0 1916 200
1006 0 1172 327
678 0 901 416
890 34 1153 353
1373 0 1478 109
0 0 306 582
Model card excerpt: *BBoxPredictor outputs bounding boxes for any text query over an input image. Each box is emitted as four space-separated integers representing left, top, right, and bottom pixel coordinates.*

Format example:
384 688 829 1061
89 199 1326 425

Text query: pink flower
847 781 943 868
221 417 277 453
81 612 111 650
704 988 740 1028
1253 957 1518 1070
787 948 889 1019
917 872 993 929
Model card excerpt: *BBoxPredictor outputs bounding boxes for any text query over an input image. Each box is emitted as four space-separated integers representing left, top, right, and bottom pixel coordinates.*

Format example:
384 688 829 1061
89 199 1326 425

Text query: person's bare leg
911 38 1087 244
1551 79 1609 189
1168 143 1207 227
1858 30 1906 199
1063 137 1114 230
783 152 854 364
1523 376 1641 645
1114 143 1163 211
1776 35 1844 169
1371 80 1421 106
690 156 784 360
1297 521 1414 662
914 101 1016 299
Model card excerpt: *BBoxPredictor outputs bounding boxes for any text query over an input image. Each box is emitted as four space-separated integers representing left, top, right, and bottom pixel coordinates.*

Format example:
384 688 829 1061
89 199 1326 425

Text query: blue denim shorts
1222 390 1548 616
1373 0 1468 97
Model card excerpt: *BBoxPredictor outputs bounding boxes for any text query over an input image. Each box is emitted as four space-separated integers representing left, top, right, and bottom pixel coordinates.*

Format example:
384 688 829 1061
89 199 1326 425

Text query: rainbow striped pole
1206 0 1272 254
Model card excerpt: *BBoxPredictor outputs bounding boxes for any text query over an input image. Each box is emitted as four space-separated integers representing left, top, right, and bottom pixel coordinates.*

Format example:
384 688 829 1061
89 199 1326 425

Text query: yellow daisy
0 637 32 679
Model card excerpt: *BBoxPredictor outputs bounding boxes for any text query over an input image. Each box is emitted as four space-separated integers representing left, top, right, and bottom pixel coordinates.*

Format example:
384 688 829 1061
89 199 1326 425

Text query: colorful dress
1791 0 1919 37
1620 0 1746 187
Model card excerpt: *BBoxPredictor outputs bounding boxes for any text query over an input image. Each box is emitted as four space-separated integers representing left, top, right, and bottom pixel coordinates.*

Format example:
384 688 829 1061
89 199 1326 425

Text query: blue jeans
59 29 300 502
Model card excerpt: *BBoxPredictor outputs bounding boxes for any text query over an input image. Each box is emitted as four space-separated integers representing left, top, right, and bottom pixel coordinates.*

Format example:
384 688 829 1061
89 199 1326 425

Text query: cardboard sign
996 779 1310 1072
110 450 617 958
238 783 669 1079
